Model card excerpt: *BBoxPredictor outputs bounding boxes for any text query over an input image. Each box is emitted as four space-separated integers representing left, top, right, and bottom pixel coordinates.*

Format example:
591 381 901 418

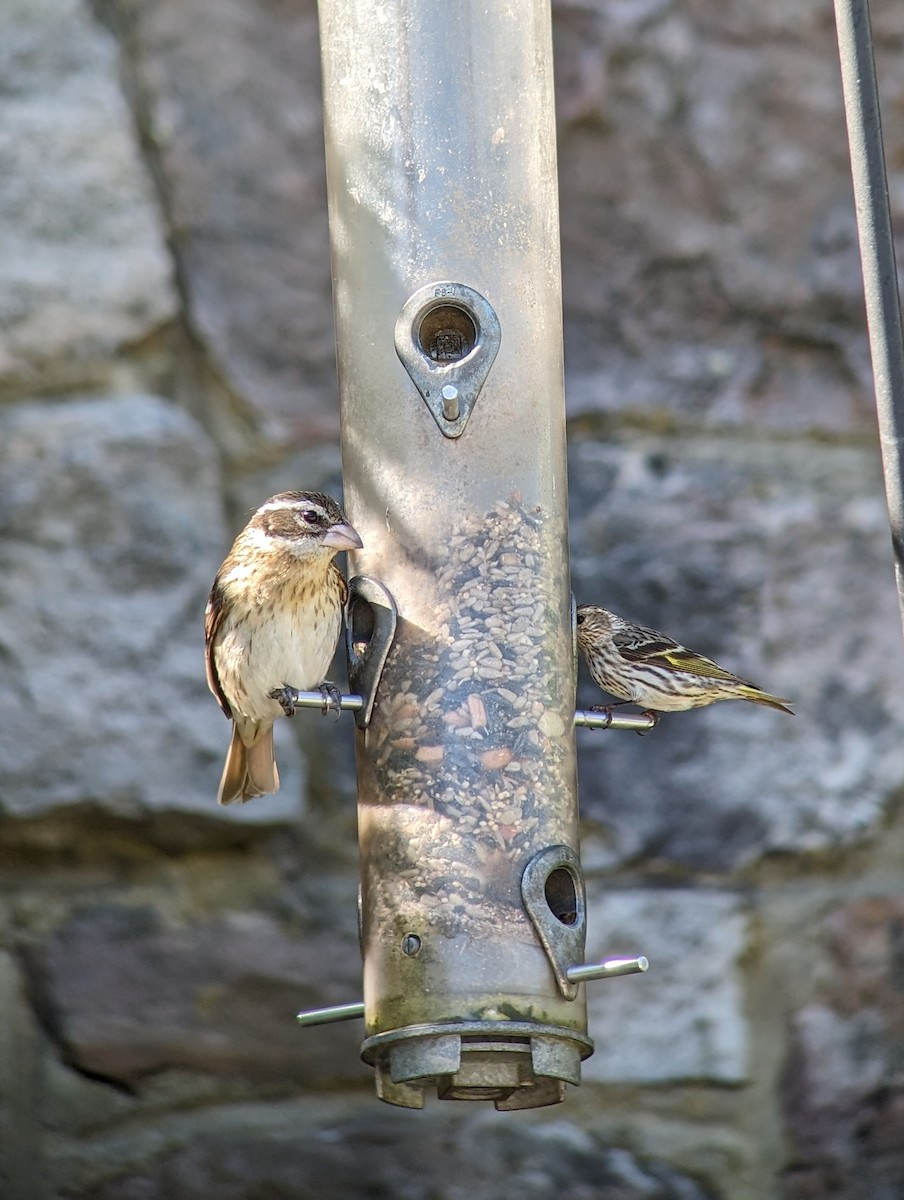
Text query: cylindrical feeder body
318 0 588 1108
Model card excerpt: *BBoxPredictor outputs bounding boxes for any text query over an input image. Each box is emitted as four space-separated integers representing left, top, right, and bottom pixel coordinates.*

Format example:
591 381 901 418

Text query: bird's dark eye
576 613 585 625
300 509 320 524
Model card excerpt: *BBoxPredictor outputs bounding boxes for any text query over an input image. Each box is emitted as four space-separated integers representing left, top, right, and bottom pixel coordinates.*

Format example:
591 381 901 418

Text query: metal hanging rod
834 0 904 638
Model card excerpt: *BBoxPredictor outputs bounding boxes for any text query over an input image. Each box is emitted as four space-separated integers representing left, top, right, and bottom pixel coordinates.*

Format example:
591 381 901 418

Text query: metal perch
296 958 650 1027
267 689 659 733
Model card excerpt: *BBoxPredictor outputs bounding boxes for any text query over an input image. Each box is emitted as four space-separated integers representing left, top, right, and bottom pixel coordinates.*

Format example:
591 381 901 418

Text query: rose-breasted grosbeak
205 491 362 804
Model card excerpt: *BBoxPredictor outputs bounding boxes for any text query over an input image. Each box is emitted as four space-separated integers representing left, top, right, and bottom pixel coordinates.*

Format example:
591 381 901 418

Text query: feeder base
361 1021 593 1110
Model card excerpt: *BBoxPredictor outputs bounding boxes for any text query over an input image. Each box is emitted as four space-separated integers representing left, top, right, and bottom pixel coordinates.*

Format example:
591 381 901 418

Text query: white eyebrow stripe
257 498 324 515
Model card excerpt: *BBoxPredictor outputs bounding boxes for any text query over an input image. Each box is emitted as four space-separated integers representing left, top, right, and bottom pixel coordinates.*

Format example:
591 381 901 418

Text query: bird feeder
297 0 647 1109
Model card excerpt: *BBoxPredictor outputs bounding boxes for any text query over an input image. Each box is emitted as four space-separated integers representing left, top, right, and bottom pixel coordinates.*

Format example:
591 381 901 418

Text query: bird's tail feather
740 687 794 715
217 723 280 804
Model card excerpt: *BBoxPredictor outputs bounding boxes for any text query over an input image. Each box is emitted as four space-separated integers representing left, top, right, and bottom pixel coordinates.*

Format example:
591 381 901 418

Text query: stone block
571 435 904 870
553 0 882 438
23 905 365 1091
0 393 304 823
781 898 904 1198
0 0 175 387
104 0 338 448
582 888 748 1085
52 1102 716 1200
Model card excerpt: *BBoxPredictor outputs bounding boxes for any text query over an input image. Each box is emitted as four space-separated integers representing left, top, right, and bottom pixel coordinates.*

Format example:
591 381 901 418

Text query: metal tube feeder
316 0 644 1108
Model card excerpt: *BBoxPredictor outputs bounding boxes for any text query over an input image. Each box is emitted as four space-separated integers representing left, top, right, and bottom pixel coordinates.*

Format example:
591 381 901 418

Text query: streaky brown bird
205 490 362 804
576 603 793 720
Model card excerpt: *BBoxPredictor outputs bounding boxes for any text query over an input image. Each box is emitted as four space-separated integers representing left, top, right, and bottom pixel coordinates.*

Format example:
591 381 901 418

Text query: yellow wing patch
654 647 740 683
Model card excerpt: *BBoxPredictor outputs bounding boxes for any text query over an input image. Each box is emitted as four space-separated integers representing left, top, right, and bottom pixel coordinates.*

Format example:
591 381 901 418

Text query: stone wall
1 1 903 1197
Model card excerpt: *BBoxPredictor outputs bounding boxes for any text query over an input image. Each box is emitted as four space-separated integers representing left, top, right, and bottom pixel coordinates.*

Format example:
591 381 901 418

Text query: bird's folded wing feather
204 578 233 718
614 629 740 682
655 647 740 681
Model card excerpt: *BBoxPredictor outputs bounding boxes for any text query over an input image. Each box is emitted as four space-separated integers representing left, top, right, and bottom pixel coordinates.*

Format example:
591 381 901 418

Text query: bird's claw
634 710 660 736
317 680 343 719
269 685 300 717
588 703 614 729
587 701 660 734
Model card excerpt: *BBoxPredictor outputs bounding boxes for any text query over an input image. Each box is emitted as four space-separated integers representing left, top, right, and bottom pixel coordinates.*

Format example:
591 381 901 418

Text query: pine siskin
575 604 793 718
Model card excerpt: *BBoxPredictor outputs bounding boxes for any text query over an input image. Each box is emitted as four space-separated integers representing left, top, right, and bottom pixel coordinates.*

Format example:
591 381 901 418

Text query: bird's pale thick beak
322 521 363 551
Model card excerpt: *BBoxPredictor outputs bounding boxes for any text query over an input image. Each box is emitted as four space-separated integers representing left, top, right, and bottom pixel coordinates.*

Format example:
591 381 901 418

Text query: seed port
344 576 399 730
417 304 478 363
395 283 501 438
521 846 586 999
348 593 375 664
544 867 578 926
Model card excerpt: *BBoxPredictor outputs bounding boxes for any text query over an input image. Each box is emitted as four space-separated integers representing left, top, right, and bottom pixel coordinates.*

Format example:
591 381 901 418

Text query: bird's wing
204 577 233 718
653 646 741 682
614 627 741 682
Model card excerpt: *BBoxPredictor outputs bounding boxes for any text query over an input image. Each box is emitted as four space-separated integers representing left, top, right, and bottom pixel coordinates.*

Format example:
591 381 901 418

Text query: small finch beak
322 520 363 551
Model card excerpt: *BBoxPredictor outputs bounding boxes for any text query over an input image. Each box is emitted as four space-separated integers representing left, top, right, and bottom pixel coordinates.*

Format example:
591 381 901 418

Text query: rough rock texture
583 889 748 1084
554 0 880 438
570 436 904 870
99 0 338 451
0 0 175 390
781 899 904 1198
23 904 364 1089
53 1105 716 1200
1 1 903 1199
0 393 304 824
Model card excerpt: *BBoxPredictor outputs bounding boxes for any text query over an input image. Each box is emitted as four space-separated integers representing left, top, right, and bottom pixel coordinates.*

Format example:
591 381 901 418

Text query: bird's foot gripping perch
588 704 615 729
269 681 344 718
317 680 343 717
588 702 660 734
635 710 660 736
270 685 301 717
